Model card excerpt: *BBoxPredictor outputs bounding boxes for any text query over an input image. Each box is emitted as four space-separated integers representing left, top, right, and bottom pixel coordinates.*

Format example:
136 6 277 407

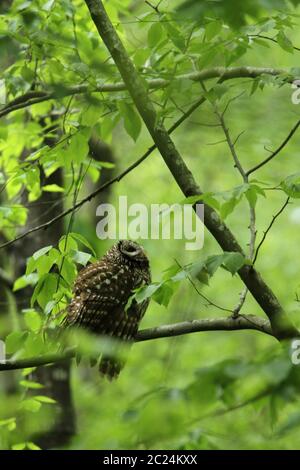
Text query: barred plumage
64 240 151 379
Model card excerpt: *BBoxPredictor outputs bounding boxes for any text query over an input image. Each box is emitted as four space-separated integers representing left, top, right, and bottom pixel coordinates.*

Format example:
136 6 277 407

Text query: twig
205 87 257 317
246 119 300 176
145 0 160 13
248 34 300 53
253 197 290 265
174 259 232 313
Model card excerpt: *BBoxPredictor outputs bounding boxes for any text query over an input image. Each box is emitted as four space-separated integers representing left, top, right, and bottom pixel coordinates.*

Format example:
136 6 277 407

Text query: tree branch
0 66 291 119
246 119 300 176
210 95 256 317
83 0 298 339
248 34 300 53
253 197 290 265
0 314 273 371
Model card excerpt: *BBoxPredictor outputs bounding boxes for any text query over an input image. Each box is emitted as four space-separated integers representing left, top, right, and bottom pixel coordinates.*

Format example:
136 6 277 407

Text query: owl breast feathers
64 240 151 379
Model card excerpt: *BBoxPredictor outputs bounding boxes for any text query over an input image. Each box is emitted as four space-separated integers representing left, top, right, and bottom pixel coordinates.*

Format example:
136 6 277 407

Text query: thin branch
207 90 256 317
246 119 300 176
145 0 160 13
253 197 290 265
174 259 232 313
217 112 247 180
249 34 300 53
222 91 246 117
136 315 273 341
0 66 290 119
0 314 273 371
0 348 76 371
233 287 249 318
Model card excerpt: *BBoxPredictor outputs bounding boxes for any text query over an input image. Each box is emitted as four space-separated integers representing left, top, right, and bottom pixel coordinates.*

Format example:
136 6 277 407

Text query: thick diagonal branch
83 0 298 339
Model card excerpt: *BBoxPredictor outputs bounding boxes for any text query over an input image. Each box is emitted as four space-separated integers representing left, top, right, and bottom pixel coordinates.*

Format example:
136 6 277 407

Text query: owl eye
127 245 137 252
120 242 141 258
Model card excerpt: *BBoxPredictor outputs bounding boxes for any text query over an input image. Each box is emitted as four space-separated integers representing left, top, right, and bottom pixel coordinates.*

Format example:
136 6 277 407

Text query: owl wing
98 294 150 380
65 258 139 335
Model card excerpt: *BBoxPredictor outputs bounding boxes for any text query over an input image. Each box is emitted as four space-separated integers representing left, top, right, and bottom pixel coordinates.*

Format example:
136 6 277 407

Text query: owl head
117 240 148 265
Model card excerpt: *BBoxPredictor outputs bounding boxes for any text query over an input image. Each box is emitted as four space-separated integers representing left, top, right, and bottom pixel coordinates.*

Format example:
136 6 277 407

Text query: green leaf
276 31 294 53
34 395 56 404
205 20 223 41
44 300 57 316
180 195 203 205
42 184 64 192
152 282 174 307
170 268 188 282
118 102 142 142
161 14 185 51
250 77 260 96
65 130 90 164
6 331 27 354
13 273 38 291
135 283 161 303
69 233 96 256
26 256 37 276
281 173 300 198
277 411 300 436
71 250 91 266
58 235 78 254
26 442 41 450
222 252 245 275
219 199 238 219
261 356 291 386
19 398 41 413
24 332 45 356
204 255 223 276
24 310 42 332
42 0 55 11
61 258 77 285
81 105 102 127
148 22 164 48
246 186 258 208
32 245 52 261
194 269 210 286
188 259 205 279
31 273 58 309
20 380 44 389
186 366 219 406
12 442 26 450
35 255 55 276
0 418 16 431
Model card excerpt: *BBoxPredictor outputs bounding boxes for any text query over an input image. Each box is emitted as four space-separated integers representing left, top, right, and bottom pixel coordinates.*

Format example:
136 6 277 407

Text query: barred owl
64 240 151 379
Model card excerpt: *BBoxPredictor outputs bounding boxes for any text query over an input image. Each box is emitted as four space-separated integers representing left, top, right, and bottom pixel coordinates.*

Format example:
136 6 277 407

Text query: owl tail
99 356 124 380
